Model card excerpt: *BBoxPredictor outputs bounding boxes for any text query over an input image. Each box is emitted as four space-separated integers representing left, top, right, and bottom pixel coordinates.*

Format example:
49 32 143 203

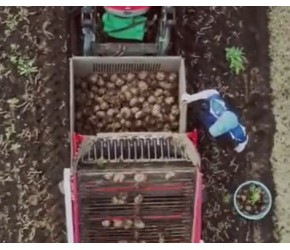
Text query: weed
9 55 38 77
225 46 246 75
0 63 5 74
7 97 20 110
5 13 24 31
5 124 16 141
4 8 29 32
9 44 38 77
248 185 262 205
222 192 232 204
11 143 21 152
6 98 20 118
17 57 38 76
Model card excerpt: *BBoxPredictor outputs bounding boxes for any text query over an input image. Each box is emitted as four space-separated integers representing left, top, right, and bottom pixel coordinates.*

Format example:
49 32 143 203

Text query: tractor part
63 132 203 243
75 7 175 56
104 7 151 17
81 6 96 56
157 6 175 55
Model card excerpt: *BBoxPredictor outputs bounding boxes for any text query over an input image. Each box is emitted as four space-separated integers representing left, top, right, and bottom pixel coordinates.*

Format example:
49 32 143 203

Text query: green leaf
225 46 246 76
7 97 19 106
11 143 21 152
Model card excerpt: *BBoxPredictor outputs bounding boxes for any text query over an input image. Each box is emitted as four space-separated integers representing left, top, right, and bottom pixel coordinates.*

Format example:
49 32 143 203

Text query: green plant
4 7 29 32
248 185 262 205
9 55 38 77
17 57 38 76
7 97 20 110
5 124 16 141
222 192 231 204
225 46 246 75
11 143 21 152
4 13 25 31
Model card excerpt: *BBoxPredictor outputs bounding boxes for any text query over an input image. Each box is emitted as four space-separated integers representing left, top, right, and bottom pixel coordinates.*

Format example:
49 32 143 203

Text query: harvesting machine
70 6 175 56
63 7 204 243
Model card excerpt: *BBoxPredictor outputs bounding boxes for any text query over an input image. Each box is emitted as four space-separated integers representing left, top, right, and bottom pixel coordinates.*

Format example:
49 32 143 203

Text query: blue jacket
198 94 247 144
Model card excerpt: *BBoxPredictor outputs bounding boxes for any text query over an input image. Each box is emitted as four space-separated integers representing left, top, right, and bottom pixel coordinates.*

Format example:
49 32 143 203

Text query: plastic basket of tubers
70 56 187 136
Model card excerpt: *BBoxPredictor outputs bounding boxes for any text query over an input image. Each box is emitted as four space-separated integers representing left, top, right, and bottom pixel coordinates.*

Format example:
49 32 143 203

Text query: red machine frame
104 6 151 17
64 131 203 243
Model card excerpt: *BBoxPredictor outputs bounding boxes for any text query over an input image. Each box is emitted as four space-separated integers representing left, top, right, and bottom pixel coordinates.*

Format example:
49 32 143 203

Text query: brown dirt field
0 7 69 242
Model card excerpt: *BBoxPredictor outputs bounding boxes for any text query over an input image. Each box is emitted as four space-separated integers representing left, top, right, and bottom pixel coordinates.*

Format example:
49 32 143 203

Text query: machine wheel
81 6 96 56
82 27 95 56
157 7 175 55
157 24 170 55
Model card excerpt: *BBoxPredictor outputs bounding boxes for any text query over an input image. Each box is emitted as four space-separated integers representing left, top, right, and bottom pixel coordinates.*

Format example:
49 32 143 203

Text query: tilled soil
176 7 277 242
0 7 69 242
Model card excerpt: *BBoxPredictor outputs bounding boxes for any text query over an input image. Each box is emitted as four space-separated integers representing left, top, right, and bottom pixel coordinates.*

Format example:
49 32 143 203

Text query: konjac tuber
76 71 180 134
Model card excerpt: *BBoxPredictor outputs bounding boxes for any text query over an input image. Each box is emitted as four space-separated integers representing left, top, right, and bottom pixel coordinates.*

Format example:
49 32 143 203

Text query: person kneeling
182 89 248 153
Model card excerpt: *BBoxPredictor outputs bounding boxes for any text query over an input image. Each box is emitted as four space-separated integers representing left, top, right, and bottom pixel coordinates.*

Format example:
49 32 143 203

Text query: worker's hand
181 93 192 104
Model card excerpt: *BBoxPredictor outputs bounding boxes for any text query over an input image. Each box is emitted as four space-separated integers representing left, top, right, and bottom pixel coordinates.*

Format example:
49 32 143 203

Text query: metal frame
81 7 96 56
79 133 191 164
80 6 175 56
63 168 74 243
64 170 203 243
63 130 203 243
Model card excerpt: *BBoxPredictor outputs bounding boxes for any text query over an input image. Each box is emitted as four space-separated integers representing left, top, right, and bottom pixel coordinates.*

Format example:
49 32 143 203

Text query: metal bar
174 144 178 158
94 43 158 56
140 139 144 159
64 169 74 243
69 59 76 172
72 173 80 243
127 139 130 160
160 138 164 158
120 139 124 161
80 204 191 211
85 214 185 222
107 139 111 160
153 138 157 159
100 139 104 159
166 138 170 158
192 170 203 243
133 139 137 159
82 157 186 164
83 183 185 193
78 167 194 175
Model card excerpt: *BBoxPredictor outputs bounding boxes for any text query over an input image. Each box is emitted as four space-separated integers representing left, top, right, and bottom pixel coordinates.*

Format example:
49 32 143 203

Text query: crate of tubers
69 132 202 243
70 57 187 135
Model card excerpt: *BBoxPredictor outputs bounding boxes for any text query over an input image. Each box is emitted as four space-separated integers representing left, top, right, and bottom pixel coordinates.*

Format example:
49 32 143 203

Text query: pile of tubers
75 71 179 134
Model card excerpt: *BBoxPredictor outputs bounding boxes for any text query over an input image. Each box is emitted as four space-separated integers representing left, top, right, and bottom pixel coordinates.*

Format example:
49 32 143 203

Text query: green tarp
102 13 147 41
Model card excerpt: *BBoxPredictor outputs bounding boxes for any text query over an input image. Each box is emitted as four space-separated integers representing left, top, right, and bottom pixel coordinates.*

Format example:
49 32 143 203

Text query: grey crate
70 56 188 138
